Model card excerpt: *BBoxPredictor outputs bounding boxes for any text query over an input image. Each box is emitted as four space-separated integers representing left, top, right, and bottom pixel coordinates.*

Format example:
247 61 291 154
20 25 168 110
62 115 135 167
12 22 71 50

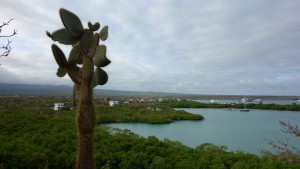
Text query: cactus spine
47 8 110 169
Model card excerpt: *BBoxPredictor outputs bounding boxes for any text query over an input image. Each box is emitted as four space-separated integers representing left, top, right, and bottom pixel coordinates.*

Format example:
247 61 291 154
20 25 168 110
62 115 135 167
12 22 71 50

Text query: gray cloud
1 0 300 95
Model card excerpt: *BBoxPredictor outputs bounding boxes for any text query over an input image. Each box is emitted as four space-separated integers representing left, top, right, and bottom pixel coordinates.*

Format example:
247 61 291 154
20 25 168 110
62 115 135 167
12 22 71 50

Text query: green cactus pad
51 44 68 68
67 65 81 85
95 67 108 85
80 29 94 51
99 26 108 41
77 54 83 64
89 33 100 57
46 31 52 38
88 22 100 31
56 67 67 77
49 28 79 45
93 22 100 31
93 45 111 67
88 22 93 30
59 8 84 37
68 43 81 64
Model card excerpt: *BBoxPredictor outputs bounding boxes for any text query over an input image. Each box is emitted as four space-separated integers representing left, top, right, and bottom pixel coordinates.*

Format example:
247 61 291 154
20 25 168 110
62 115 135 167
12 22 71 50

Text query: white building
54 103 64 110
158 98 164 102
109 101 119 107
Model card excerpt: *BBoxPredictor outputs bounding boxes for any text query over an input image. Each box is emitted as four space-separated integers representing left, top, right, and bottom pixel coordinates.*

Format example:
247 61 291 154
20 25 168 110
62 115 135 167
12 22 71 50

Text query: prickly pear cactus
46 8 110 169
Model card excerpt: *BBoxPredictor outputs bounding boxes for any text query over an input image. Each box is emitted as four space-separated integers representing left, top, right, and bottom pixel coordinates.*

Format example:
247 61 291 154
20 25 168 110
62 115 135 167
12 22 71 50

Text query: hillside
0 84 299 100
0 84 180 98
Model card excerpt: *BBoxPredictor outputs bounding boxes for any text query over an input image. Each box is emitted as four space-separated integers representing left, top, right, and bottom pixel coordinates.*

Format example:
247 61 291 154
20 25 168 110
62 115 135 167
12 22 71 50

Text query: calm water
195 99 300 105
103 108 300 155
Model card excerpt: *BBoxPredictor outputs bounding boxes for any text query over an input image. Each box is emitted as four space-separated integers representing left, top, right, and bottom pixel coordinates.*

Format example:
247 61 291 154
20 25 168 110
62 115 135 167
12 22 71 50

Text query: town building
53 103 64 110
109 101 119 107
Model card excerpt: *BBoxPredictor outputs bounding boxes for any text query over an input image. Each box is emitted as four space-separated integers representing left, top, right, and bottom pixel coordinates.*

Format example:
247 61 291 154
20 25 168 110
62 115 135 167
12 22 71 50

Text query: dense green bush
96 105 203 124
0 110 77 168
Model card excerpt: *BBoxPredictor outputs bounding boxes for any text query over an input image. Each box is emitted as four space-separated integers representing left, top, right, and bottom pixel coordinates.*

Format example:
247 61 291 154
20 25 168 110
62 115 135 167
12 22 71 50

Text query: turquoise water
103 108 300 155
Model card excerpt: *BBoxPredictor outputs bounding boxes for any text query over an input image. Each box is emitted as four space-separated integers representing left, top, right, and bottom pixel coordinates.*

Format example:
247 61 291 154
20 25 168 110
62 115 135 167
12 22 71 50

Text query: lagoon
104 108 300 155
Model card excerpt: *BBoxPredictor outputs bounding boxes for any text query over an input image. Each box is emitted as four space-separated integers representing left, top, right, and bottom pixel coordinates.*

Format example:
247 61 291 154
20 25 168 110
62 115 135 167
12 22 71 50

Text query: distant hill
0 84 298 100
0 84 71 96
0 84 182 98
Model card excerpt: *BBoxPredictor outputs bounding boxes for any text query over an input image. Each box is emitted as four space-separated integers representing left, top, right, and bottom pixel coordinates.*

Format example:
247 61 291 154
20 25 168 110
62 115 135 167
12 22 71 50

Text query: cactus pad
88 22 100 31
51 44 68 68
93 45 111 67
59 8 84 37
68 43 81 64
95 67 108 85
99 26 108 41
80 29 94 51
67 65 82 84
76 54 83 64
48 28 79 45
46 31 52 38
88 22 93 30
89 33 100 57
56 67 67 77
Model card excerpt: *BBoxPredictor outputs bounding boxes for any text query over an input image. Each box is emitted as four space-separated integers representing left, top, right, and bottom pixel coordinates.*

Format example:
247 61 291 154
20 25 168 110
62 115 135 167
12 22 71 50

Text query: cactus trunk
76 54 95 169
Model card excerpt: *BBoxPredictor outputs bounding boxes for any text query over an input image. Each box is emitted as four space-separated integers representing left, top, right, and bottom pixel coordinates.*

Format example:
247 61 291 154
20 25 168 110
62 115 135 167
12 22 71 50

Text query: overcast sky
1 0 300 96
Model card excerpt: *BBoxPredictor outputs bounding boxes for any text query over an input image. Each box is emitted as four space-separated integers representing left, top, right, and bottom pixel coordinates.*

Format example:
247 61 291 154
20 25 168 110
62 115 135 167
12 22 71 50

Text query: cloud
1 0 300 95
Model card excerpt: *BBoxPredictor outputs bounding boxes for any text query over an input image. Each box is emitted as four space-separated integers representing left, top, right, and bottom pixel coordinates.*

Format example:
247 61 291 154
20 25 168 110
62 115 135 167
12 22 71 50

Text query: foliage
0 108 299 168
96 104 203 124
0 96 74 110
0 109 77 168
167 100 300 111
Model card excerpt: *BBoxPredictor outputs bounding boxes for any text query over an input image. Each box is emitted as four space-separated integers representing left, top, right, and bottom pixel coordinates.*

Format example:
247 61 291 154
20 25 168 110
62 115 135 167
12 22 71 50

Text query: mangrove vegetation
0 97 300 168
